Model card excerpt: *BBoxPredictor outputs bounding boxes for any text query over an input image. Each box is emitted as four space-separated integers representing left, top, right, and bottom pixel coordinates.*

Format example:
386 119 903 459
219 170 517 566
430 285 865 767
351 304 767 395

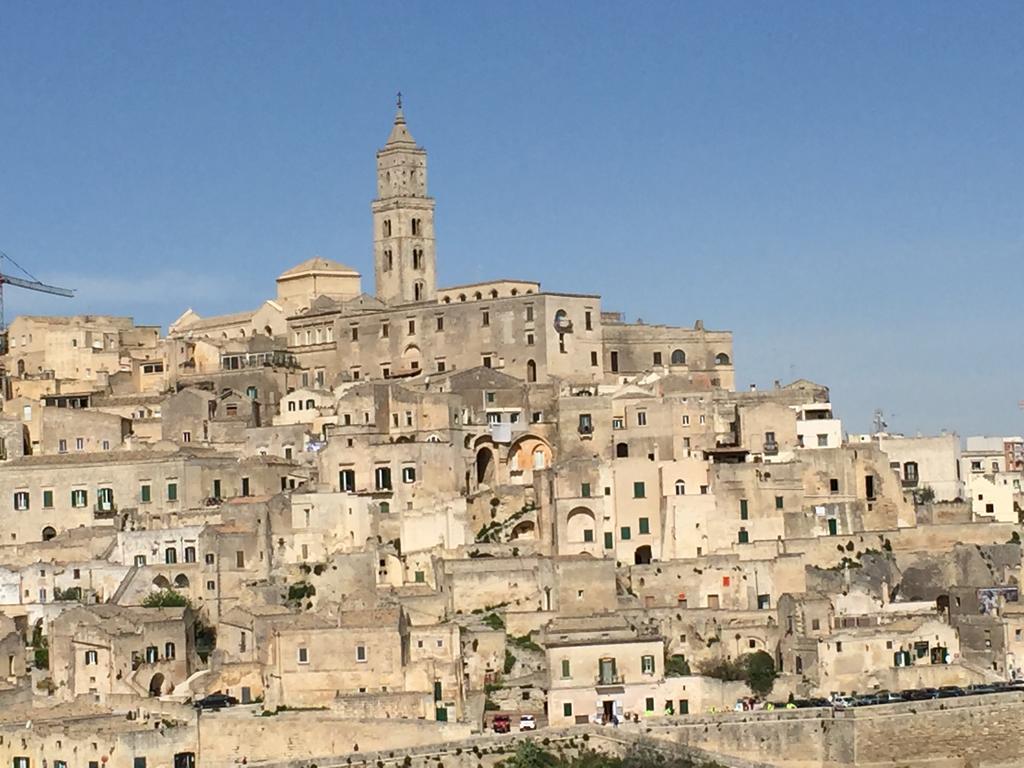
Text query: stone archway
149 672 165 697
476 447 495 486
634 545 653 565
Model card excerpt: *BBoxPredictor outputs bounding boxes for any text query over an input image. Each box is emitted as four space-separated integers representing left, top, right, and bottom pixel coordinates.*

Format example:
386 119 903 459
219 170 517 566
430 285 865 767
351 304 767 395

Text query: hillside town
1 105 1023 768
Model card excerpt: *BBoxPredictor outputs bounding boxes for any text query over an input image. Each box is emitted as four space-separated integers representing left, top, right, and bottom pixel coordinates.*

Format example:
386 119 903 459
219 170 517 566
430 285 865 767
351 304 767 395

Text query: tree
664 653 691 677
142 589 190 608
742 650 777 697
501 741 557 768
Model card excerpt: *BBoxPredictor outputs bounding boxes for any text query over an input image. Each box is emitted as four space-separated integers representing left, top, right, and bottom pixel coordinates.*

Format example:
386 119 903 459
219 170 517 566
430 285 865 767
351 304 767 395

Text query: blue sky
1 2 1022 435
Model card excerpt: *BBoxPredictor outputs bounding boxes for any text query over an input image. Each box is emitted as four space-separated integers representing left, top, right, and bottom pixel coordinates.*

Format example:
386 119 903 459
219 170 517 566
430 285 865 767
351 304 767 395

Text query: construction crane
0 251 75 351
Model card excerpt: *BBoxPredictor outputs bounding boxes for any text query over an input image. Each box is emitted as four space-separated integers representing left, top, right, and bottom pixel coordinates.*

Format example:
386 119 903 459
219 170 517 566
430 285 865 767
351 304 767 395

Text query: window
581 482 591 498
829 478 839 494
402 466 416 483
482 356 492 368
297 647 309 664
85 650 98 665
351 326 359 342
604 531 614 549
682 414 690 426
653 352 662 366
375 467 392 490
584 310 592 330
620 526 631 540
738 528 749 544
165 642 176 659
241 477 250 496
775 496 784 510
578 413 593 433
165 548 177 564
561 659 571 678
525 305 534 322
146 645 158 663
836 642 843 653
184 546 196 563
590 351 598 366
642 654 655 675
817 433 829 447
636 411 647 426
407 319 415 335
674 480 685 496
182 431 191 443
356 645 367 662
71 489 87 508
134 555 147 567
699 415 705 425
633 481 645 498
563 702 573 717
526 333 534 346
482 310 490 326
75 437 84 451
236 551 245 568
13 492 29 511
904 462 919 483
414 570 425 583
42 490 53 508
167 482 178 502
739 499 748 520
583 529 594 542
339 469 356 492
645 697 655 713
671 349 685 365
612 417 624 429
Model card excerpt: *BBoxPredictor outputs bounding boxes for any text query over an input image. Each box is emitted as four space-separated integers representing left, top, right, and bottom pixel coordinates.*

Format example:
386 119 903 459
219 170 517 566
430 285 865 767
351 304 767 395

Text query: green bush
142 589 190 608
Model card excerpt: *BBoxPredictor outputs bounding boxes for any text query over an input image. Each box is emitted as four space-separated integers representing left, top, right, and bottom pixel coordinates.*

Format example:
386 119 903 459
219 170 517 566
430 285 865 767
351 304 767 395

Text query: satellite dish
553 310 573 334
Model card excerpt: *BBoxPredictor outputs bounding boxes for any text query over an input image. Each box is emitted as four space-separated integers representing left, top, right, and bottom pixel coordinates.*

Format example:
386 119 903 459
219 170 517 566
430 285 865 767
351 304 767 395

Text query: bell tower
373 95 436 305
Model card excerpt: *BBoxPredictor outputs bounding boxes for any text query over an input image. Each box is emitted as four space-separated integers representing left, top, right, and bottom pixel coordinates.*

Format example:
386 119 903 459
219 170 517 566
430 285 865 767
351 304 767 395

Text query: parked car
853 694 882 707
830 695 854 709
901 687 939 701
519 714 537 731
492 715 511 734
795 697 831 708
194 693 238 710
877 691 905 703
937 686 965 698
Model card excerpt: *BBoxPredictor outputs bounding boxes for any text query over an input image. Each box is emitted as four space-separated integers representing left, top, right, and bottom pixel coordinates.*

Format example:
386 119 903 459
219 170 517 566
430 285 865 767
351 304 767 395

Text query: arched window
510 288 518 296
616 442 629 458
443 296 451 304
414 282 424 301
715 352 731 366
184 546 196 563
474 292 482 301
674 480 685 496
41 526 56 541
379 501 390 515
165 642 176 659
526 360 537 383
288 401 296 412
671 349 685 365
165 547 177 565
458 294 466 302
533 448 546 470
305 399 315 409
490 289 498 298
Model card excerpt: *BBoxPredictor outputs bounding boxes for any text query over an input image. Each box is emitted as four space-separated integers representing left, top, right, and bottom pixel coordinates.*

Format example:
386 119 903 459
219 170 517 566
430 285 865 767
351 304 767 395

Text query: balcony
763 441 779 456
595 673 624 687
93 502 117 520
902 476 919 488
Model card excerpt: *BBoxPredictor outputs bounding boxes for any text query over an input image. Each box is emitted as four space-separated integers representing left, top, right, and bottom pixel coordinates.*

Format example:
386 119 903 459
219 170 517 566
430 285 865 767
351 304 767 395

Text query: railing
595 673 624 686
93 502 117 519
763 441 779 456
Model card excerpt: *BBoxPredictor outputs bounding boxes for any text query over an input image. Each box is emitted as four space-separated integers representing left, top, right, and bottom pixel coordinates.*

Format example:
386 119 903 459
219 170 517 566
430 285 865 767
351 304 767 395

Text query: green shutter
620 526 631 541
563 702 573 717
167 482 177 501
633 481 645 498
42 490 53 508
140 485 151 503
581 483 590 498
604 532 614 549
415 571 425 583
740 499 748 519
561 659 570 677
583 529 594 543
639 517 650 535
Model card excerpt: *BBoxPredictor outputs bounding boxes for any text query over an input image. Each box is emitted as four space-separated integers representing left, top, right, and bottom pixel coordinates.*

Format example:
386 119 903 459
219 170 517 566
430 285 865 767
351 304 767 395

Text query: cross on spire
396 91 402 110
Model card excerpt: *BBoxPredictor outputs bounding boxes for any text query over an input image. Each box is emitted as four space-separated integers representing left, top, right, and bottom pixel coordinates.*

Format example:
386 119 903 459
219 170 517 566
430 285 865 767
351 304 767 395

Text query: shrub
142 589 190 608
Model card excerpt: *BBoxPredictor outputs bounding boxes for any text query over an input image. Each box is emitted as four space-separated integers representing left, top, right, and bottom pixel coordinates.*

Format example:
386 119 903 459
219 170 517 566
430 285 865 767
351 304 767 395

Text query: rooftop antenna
873 409 888 434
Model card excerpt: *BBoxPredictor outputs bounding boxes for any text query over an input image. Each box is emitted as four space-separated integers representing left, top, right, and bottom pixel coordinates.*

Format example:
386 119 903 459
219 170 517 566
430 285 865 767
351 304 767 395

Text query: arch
489 289 499 299
715 352 731 366
566 507 596 543
173 574 190 589
148 672 165 697
671 349 686 365
511 520 536 540
41 526 57 541
476 447 495 486
402 344 422 371
526 359 537 383
458 294 466 302
443 295 451 304
634 545 653 565
473 291 482 301
510 288 518 296
615 442 629 458
507 435 552 477
413 281 424 301
16 359 25 377
305 399 315 410
264 325 273 337
152 575 171 589
674 480 686 496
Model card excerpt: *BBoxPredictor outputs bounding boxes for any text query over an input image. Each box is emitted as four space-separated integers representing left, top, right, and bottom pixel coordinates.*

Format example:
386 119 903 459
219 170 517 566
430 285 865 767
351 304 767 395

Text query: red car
492 715 511 733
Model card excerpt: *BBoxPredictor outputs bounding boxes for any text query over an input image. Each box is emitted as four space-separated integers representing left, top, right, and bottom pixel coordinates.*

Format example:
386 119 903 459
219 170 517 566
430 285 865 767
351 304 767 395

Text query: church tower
373 97 436 305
